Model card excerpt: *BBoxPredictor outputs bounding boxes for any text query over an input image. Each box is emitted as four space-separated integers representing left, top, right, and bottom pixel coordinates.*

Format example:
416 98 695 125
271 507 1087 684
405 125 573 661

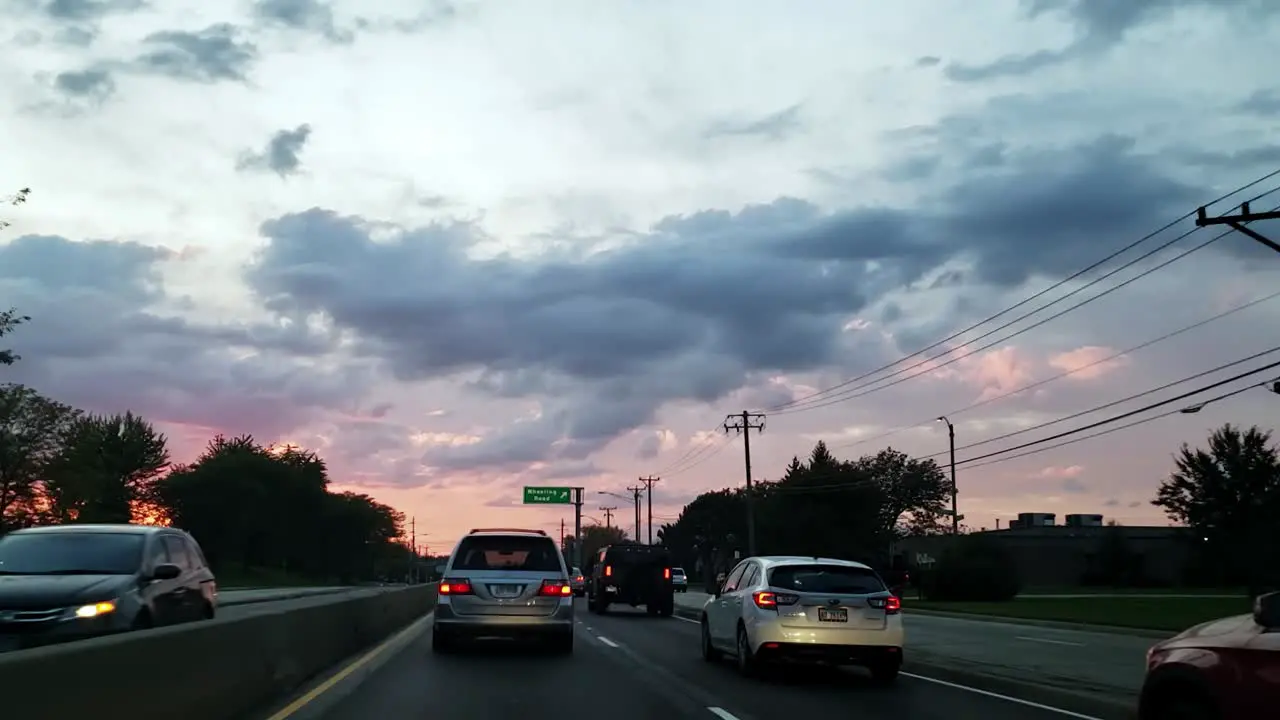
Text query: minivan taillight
604 565 612 577
538 580 573 597
752 591 799 609
869 596 901 614
439 578 473 595
663 567 671 580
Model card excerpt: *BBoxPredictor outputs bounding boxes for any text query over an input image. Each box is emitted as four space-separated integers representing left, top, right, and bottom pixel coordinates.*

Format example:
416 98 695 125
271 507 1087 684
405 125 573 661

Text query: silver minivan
432 528 574 654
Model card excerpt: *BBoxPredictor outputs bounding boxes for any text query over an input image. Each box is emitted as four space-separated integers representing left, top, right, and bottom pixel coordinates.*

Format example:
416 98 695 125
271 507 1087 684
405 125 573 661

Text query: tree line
0 323 415 585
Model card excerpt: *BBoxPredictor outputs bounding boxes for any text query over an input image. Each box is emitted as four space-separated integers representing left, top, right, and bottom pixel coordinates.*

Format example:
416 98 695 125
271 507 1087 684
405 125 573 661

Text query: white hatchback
698 556 904 683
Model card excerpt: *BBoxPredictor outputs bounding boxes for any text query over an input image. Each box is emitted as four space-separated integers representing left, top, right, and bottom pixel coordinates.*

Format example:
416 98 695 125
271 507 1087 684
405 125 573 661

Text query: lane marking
901 673 1104 719
674 615 699 625
1016 636 1085 647
265 611 434 720
596 635 620 648
707 707 741 720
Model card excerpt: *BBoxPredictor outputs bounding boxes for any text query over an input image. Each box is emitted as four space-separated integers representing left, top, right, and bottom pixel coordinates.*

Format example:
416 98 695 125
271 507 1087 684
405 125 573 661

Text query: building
896 512 1196 587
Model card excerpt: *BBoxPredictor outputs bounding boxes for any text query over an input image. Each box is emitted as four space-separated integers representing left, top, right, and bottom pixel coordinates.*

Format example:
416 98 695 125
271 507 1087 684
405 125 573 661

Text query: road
307 600 1107 720
675 590 1150 708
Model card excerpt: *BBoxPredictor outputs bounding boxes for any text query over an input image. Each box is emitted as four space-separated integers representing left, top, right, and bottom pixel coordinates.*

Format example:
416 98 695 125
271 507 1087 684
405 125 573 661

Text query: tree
0 309 28 366
0 385 78 530
1153 423 1280 593
43 412 170 524
0 187 29 232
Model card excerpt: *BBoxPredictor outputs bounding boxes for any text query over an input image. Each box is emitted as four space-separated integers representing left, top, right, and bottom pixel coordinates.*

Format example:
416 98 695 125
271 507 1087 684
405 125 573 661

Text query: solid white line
901 673 1104 719
674 615 699 625
596 636 620 648
707 707 741 720
1016 636 1085 647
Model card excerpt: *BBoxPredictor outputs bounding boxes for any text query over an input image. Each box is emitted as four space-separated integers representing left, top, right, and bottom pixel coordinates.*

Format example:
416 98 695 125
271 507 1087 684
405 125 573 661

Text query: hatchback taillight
538 580 573 597
869 595 901 614
438 578 473 595
752 591 799 609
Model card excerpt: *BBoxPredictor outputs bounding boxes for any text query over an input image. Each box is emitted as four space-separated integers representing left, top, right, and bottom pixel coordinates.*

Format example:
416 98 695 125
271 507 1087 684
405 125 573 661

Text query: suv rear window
768 564 885 594
452 535 561 572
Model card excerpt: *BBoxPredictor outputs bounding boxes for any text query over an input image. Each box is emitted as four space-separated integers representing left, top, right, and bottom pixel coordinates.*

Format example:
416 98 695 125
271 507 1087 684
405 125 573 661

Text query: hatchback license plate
818 607 848 623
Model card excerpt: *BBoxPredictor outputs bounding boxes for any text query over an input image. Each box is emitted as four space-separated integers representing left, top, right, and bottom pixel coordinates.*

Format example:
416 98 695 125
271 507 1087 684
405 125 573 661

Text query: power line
924 343 1280 461
956 357 1280 467
828 287 1280 452
762 168 1280 413
772 196 1280 416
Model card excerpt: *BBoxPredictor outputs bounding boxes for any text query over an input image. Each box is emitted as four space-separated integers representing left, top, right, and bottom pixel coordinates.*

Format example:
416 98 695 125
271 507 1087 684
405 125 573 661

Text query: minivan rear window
768 564 885 594
452 535 562 572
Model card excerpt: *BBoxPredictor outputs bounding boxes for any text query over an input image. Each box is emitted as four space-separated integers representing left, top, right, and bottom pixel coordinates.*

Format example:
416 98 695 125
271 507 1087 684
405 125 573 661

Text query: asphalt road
309 600 1104 720
675 590 1148 712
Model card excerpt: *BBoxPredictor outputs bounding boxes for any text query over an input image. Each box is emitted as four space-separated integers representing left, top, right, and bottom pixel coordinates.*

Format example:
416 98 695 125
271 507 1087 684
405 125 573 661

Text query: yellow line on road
265 612 433 720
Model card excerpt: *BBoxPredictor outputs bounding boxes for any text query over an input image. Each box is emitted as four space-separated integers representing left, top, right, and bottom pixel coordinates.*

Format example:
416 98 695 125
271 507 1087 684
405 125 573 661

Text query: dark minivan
0 524 218 652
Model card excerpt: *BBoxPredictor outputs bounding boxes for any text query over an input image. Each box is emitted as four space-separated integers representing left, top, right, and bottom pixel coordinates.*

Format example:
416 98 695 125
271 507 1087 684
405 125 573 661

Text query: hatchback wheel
735 624 757 676
700 617 721 662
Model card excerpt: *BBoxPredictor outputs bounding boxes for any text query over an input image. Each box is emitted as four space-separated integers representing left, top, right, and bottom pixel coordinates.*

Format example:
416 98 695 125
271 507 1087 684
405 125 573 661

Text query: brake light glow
663 567 671 580
438 578 473 595
604 565 612 577
752 591 799 609
538 580 573 597
869 595 901 614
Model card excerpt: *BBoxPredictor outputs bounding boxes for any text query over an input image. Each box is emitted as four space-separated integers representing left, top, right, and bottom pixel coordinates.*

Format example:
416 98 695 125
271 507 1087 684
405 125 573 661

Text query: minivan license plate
491 584 522 598
818 607 848 623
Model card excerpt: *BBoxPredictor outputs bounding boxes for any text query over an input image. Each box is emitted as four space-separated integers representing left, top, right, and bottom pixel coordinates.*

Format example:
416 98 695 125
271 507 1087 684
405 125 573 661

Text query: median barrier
0 583 438 720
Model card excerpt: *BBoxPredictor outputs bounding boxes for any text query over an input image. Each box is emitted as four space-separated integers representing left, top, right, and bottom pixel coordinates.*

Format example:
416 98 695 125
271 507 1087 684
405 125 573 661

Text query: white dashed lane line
596 636 621 648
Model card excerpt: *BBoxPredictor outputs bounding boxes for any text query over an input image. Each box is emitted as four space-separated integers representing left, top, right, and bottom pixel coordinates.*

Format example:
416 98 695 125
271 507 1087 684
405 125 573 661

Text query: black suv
0 524 218 651
586 543 674 616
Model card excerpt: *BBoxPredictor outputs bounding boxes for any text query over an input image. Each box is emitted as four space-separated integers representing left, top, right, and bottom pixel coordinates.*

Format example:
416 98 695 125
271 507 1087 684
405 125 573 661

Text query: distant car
432 528 574 654
672 567 688 592
699 556 903 683
587 543 675 616
569 566 586 597
0 524 218 652
1138 591 1279 720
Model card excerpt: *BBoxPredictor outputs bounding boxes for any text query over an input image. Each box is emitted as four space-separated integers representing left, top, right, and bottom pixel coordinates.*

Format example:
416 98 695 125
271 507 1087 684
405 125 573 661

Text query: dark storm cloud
131 24 258 83
0 234 364 441
946 0 1277 82
1236 90 1280 116
236 124 313 178
242 134 1208 473
53 67 115 102
252 0 352 43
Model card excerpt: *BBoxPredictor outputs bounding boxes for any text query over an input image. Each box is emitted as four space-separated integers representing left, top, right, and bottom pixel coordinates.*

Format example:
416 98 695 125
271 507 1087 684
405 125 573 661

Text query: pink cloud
1035 465 1085 479
950 346 1037 401
1048 345 1129 380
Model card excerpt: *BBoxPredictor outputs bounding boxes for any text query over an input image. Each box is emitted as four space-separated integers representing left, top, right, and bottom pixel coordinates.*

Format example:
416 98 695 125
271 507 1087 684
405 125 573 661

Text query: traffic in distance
0 521 1277 719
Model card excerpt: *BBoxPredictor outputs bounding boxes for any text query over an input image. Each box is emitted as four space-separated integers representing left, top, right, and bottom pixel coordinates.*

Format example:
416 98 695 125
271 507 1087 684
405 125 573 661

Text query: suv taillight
439 578 473 595
869 596 901 614
538 580 573 597
604 565 612 577
752 591 799 609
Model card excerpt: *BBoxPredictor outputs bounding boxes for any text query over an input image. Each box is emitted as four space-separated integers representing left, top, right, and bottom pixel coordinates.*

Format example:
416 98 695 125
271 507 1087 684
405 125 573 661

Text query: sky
2 0 1279 552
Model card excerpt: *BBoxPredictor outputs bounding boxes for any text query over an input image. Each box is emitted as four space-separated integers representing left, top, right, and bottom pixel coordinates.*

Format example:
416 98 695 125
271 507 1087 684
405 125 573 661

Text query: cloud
131 23 258 83
704 104 804 142
1037 465 1084 480
251 0 352 43
636 429 677 460
236 124 313 178
1049 346 1129 380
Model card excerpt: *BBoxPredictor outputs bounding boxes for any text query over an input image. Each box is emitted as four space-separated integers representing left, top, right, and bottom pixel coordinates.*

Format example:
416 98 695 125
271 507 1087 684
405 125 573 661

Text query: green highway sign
523 486 572 504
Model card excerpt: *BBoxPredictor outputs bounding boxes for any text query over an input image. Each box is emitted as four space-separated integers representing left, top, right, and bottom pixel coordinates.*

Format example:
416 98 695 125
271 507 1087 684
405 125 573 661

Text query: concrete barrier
0 583 438 720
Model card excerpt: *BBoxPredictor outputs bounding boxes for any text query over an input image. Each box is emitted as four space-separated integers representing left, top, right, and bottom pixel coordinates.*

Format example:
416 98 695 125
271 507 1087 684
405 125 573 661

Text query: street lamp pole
937 416 958 535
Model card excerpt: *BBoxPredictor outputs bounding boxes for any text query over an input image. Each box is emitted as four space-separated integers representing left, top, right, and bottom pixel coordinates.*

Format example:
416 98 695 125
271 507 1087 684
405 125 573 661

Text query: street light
936 416 959 535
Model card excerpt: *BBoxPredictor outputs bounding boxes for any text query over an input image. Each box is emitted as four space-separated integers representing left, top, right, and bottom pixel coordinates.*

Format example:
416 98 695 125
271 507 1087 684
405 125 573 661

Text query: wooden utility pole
1196 202 1280 254
723 411 765 557
599 506 616 528
639 476 660 544
626 484 644 541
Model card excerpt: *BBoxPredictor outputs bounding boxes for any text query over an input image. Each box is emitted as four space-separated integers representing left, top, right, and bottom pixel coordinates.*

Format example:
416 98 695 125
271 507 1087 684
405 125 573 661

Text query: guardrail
0 583 439 720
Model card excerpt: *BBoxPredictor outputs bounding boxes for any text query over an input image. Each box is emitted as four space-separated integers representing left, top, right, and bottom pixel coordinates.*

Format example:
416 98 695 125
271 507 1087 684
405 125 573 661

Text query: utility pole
639 476 660 544
571 487 584 571
560 518 565 552
626 484 644 541
937 416 959 534
599 506 616 528
1196 202 1280 254
723 411 765 557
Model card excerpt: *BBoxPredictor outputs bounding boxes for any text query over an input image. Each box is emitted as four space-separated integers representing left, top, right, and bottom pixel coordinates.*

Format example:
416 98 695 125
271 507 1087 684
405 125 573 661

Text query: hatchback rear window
768 564 885 594
452 536 562 572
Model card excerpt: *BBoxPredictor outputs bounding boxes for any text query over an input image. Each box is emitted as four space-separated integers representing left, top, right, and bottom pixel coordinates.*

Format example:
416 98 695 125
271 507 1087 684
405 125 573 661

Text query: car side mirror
1254 592 1280 629
150 563 181 580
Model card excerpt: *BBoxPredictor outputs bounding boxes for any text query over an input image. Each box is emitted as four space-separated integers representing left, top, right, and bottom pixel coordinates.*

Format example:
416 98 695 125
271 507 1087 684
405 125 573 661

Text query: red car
1139 591 1280 720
